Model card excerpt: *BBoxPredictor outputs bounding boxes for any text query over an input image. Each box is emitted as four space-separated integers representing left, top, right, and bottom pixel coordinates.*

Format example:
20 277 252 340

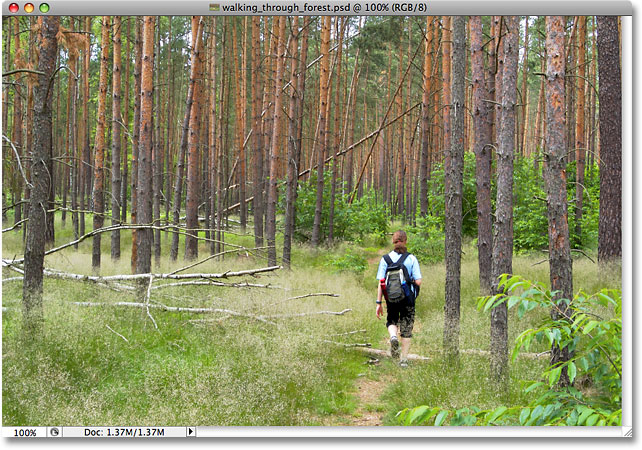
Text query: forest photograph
1 14 623 428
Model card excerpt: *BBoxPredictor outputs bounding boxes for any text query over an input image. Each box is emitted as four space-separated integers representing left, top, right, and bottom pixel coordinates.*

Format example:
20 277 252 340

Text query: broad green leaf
525 381 545 393
531 405 544 422
408 405 430 424
585 414 599 426
583 320 599 335
577 407 594 425
507 296 522 309
518 301 527 319
568 362 577 384
434 410 448 427
548 366 562 386
487 406 508 424
519 408 531 425
578 357 589 371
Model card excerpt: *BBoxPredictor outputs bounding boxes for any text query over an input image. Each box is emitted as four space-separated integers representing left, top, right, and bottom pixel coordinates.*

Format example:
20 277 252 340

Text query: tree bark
419 17 433 218
596 16 622 262
311 16 332 247
131 17 143 273
544 16 574 387
111 16 122 260
470 16 493 294
266 16 287 266
136 16 156 275
171 16 203 261
443 15 466 360
23 15 59 330
92 16 111 271
490 15 518 382
184 16 205 261
574 17 587 242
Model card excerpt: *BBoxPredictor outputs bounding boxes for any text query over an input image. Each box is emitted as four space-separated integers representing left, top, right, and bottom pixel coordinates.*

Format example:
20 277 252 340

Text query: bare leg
387 324 398 338
401 338 411 360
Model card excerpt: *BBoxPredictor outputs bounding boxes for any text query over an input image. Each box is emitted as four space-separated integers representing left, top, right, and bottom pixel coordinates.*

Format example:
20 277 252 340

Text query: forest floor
1 215 621 427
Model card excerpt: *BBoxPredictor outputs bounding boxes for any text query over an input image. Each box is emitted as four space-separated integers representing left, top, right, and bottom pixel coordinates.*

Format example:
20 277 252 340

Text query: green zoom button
39 3 49 13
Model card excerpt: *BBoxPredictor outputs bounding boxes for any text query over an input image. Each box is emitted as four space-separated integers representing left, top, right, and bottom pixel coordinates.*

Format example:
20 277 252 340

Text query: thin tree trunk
185 17 205 261
574 17 587 242
470 16 493 294
544 16 574 387
266 16 287 266
136 16 156 276
12 18 23 229
209 17 218 255
121 17 131 224
311 16 332 247
420 17 433 218
596 16 622 262
23 15 59 330
443 15 466 361
92 16 111 271
111 16 122 260
251 17 264 249
490 15 518 382
171 16 203 261
131 17 143 273
153 19 162 266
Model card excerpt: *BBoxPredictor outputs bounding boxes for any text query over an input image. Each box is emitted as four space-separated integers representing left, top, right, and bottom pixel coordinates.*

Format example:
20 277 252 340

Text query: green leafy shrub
406 215 445 264
291 171 388 245
397 276 622 426
324 249 368 275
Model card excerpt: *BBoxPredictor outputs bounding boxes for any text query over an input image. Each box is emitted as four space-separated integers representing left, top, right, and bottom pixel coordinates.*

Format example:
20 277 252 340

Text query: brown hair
392 230 407 254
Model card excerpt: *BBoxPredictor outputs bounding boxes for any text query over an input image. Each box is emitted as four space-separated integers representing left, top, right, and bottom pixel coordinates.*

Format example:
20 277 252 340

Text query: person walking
376 230 422 367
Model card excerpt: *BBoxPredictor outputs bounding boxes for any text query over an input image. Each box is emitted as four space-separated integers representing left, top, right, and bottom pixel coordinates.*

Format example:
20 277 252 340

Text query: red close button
9 3 19 13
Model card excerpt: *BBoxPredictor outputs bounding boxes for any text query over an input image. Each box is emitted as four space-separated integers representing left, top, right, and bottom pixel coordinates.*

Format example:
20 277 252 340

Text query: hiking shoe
399 359 409 368
390 336 400 359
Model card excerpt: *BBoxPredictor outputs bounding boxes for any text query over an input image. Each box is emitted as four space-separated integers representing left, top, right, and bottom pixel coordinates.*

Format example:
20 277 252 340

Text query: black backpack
383 252 418 304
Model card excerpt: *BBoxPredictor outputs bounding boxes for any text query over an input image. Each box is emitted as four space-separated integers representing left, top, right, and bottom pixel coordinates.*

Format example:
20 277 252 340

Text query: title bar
1 0 633 16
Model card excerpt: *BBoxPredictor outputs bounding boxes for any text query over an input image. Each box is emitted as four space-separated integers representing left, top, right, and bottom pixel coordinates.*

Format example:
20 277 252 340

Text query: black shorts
385 299 415 338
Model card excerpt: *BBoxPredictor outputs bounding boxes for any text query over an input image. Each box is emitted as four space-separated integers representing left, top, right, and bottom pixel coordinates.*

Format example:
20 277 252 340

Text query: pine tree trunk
596 16 622 262
443 15 466 361
131 17 143 273
283 16 301 269
12 18 23 230
574 17 587 242
23 15 59 330
135 16 156 276
153 20 162 266
92 16 111 271
251 17 264 249
121 17 131 224
420 17 433 218
544 16 574 387
490 15 518 382
266 16 286 266
209 18 218 255
111 16 122 260
311 16 332 247
171 16 203 261
470 16 493 294
185 17 205 261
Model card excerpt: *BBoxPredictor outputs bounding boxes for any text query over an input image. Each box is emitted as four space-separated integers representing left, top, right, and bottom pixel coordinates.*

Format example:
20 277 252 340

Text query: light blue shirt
376 251 422 285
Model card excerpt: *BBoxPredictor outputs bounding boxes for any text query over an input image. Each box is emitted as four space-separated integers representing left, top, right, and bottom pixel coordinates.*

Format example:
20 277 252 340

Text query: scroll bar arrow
187 427 196 437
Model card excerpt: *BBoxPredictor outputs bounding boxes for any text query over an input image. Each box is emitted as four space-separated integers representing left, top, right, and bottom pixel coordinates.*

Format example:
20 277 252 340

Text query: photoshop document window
0 0 632 439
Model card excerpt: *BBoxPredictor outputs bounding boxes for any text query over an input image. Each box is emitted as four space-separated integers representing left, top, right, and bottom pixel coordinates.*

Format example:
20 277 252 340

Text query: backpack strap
383 254 393 268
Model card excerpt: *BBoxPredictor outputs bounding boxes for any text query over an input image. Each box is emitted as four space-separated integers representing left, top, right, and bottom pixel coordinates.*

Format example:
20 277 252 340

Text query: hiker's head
392 230 407 254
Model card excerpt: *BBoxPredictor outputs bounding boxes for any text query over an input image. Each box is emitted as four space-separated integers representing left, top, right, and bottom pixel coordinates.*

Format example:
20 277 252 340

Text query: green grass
2 214 621 426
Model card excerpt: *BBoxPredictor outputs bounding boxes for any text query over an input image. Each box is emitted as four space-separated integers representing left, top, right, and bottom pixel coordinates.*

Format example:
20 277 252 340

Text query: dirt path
348 374 389 426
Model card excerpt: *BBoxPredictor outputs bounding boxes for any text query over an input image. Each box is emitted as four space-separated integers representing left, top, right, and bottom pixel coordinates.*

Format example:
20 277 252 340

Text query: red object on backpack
380 278 388 301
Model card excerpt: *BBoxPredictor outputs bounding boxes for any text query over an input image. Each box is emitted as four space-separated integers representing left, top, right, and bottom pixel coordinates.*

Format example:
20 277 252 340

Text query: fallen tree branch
168 246 271 275
144 276 158 330
6 265 282 284
150 280 282 290
4 222 258 264
262 292 340 309
106 325 130 343
323 339 372 348
259 308 352 319
324 329 367 337
72 301 276 325
351 347 431 361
